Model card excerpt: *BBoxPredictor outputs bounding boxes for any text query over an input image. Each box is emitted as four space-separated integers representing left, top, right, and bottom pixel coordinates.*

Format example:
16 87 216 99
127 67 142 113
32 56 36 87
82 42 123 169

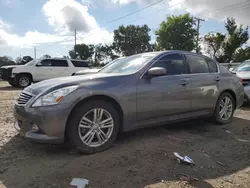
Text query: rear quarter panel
219 66 244 108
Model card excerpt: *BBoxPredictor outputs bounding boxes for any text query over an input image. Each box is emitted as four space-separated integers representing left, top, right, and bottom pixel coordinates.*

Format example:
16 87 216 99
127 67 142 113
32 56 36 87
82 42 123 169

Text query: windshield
99 54 154 74
25 59 38 66
235 61 250 72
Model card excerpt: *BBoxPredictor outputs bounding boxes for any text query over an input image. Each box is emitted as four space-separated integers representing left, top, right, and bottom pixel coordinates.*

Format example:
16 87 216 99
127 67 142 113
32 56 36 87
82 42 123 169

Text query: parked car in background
229 59 250 101
13 51 244 154
0 58 90 88
73 57 125 76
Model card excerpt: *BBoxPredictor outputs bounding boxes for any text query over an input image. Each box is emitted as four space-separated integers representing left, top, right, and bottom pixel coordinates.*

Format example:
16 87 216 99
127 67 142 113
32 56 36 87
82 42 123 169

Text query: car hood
1 65 23 69
25 73 124 95
236 71 250 79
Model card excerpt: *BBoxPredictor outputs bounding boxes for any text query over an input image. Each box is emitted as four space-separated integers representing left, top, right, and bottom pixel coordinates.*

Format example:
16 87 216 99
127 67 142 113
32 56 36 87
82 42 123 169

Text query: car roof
40 57 89 61
141 50 214 60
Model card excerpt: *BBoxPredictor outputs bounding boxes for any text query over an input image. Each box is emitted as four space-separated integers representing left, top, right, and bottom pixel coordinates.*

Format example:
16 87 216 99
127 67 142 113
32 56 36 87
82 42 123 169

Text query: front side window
38 59 52 66
50 60 68 67
153 53 188 75
99 54 154 74
186 55 209 74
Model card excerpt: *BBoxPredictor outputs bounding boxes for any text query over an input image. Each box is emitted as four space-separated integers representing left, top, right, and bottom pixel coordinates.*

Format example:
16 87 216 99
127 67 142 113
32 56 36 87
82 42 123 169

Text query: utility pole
194 17 205 53
74 29 77 58
34 46 36 59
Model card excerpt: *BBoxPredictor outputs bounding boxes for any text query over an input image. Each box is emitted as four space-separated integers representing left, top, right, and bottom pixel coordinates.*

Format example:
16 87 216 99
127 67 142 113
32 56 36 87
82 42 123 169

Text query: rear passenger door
185 54 220 112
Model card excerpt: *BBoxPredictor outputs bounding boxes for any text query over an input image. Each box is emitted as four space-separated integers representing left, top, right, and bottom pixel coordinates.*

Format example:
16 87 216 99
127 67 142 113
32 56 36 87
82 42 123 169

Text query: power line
106 0 164 25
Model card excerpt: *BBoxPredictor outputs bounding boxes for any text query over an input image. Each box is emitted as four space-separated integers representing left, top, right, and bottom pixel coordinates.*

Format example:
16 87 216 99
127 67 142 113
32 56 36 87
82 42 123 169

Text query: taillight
239 77 243 84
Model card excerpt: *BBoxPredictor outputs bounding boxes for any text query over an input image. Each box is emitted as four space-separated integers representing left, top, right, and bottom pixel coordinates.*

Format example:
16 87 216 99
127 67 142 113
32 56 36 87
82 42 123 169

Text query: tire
67 100 120 154
16 74 32 88
213 92 235 125
8 81 17 87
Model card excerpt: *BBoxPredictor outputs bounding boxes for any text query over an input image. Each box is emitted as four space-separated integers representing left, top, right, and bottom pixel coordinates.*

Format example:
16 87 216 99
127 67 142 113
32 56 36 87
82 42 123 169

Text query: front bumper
13 103 72 144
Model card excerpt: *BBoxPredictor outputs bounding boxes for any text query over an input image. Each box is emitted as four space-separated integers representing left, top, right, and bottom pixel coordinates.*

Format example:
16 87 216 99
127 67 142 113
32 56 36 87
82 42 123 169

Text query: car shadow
0 116 250 188
0 86 21 91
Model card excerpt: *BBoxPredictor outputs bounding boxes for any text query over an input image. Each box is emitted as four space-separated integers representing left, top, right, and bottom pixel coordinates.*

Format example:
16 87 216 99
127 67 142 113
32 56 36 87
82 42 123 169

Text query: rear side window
185 55 209 74
71 60 89 67
50 60 68 67
153 53 188 75
206 59 218 73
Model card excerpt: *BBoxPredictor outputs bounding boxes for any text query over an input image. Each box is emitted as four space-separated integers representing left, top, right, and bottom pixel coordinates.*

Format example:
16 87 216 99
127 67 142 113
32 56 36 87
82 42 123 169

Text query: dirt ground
0 81 250 188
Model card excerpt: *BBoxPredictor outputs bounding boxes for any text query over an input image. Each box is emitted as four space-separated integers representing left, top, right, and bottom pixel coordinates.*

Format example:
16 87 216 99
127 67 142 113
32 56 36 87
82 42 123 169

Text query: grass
0 81 9 87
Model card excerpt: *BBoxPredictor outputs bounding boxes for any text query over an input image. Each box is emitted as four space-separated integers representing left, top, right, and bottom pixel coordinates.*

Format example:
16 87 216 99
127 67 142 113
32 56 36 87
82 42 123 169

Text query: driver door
136 53 192 124
33 59 54 81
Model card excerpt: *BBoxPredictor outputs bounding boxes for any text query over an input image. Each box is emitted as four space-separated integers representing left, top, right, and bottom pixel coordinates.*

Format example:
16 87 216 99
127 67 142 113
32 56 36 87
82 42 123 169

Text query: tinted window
186 55 209 73
153 53 188 75
50 60 68 67
39 59 51 66
206 59 218 73
71 60 89 67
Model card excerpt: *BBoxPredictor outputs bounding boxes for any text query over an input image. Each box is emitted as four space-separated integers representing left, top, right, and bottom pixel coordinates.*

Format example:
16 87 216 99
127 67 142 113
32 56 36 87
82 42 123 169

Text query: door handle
214 76 220 82
180 79 189 86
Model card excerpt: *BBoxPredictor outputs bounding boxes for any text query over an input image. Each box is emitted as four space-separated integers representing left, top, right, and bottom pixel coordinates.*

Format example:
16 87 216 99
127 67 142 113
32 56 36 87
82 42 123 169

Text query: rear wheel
16 74 32 88
213 92 235 124
67 100 120 154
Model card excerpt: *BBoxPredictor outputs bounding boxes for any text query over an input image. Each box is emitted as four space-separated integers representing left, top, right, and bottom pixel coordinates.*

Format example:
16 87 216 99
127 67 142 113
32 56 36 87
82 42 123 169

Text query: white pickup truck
0 58 90 87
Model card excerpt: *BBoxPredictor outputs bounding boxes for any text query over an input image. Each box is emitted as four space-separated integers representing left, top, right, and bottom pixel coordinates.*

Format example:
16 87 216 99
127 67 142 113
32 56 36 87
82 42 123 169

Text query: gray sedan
13 51 244 153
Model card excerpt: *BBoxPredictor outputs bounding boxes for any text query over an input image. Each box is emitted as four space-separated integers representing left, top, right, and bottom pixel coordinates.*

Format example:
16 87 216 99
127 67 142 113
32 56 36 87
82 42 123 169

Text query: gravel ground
0 82 250 188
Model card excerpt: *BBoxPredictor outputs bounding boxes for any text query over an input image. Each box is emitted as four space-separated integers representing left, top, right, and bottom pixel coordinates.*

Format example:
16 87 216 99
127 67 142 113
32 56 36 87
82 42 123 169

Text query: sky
0 0 250 60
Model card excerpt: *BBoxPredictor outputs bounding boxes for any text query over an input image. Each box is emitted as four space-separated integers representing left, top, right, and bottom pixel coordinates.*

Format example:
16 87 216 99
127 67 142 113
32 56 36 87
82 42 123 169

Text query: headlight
32 85 78 107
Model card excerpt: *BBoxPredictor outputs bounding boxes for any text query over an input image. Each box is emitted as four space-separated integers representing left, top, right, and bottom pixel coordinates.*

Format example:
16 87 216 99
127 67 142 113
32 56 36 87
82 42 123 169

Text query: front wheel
67 100 120 154
213 92 235 124
16 74 32 88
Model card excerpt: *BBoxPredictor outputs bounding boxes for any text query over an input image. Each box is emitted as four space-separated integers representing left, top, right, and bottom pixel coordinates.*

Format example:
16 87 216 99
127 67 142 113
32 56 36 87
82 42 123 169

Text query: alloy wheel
219 96 233 121
78 108 114 147
19 77 30 87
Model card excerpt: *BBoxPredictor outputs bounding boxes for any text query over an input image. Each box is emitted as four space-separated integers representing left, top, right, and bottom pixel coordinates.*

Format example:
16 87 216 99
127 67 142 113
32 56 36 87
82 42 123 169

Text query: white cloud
169 0 250 26
0 0 113 54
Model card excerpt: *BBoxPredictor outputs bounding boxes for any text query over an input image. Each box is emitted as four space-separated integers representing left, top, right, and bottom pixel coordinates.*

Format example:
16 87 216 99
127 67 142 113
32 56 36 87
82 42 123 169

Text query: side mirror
229 67 234 72
148 67 167 77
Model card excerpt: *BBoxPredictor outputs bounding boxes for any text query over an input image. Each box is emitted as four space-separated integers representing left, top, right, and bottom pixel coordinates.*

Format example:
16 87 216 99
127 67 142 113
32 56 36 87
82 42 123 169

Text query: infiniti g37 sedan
13 51 244 154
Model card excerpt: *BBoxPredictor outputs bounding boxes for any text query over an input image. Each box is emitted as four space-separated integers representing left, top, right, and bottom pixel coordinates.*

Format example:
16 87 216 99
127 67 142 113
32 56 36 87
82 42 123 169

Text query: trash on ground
174 152 195 165
70 178 89 188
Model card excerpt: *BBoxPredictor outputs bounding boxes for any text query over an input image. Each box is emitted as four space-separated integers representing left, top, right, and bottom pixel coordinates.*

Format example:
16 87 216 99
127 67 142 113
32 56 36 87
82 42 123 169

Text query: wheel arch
220 89 237 109
65 95 124 140
16 72 33 82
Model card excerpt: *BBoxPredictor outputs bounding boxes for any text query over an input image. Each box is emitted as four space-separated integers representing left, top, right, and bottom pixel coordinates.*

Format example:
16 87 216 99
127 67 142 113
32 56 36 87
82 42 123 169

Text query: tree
113 24 151 56
223 18 249 62
69 44 94 60
16 56 33 65
43 54 51 58
0 56 15 67
155 14 196 51
234 47 250 62
203 32 226 60
203 18 249 62
94 44 117 63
